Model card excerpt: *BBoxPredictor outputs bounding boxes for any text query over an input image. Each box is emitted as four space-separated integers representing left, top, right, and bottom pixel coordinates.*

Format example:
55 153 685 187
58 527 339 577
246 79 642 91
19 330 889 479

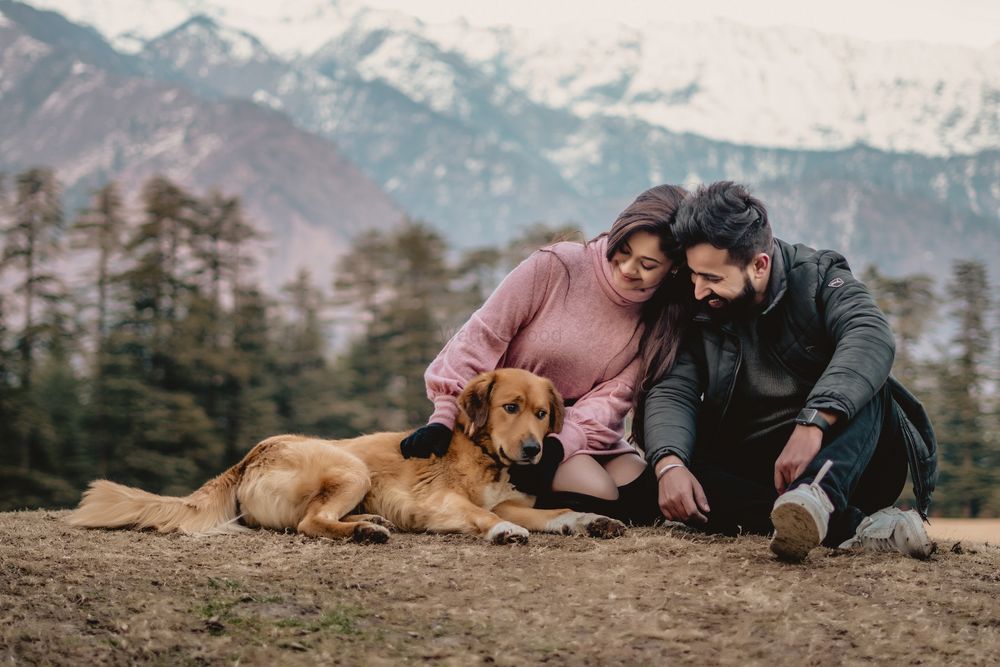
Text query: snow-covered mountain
427 19 1000 157
0 1 402 290
5 0 999 277
27 0 1000 156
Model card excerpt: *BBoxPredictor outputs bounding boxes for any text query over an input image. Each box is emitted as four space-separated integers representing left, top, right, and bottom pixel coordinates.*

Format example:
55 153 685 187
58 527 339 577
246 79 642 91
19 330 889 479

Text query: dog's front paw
352 523 391 544
544 512 627 538
583 515 627 539
487 521 529 545
366 515 397 531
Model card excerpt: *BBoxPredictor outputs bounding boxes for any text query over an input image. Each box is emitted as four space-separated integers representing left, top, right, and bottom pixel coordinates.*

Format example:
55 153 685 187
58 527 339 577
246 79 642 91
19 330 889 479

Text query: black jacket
643 239 937 516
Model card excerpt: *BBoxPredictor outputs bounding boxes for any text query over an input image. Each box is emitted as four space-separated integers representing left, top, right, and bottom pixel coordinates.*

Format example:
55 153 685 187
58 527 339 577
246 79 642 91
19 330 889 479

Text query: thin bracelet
656 463 685 481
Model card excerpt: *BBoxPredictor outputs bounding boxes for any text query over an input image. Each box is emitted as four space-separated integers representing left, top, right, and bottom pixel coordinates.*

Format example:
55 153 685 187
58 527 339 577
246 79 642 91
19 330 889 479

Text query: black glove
508 436 564 496
400 423 452 459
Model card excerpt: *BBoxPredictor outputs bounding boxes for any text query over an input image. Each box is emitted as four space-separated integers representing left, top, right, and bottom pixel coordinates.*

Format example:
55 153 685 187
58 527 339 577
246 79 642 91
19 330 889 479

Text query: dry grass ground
2 510 998 666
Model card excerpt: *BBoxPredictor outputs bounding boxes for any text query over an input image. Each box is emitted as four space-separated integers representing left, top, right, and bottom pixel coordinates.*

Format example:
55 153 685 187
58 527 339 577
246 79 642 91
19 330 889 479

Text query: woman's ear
458 372 496 437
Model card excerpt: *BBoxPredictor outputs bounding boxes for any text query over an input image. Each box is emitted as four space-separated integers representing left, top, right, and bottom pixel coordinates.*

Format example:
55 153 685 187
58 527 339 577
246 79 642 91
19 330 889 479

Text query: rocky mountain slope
0 1 403 289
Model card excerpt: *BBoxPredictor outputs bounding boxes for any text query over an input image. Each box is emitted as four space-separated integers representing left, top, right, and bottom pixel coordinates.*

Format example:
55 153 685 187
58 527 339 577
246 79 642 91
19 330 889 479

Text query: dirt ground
2 511 998 666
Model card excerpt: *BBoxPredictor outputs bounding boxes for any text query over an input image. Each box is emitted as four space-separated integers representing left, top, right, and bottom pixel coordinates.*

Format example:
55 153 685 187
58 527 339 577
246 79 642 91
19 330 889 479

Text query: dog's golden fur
67 369 626 544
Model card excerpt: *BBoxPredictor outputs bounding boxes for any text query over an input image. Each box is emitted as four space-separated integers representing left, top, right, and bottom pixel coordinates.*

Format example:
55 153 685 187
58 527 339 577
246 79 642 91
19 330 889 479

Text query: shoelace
799 459 834 511
856 512 904 552
811 459 834 488
862 533 897 552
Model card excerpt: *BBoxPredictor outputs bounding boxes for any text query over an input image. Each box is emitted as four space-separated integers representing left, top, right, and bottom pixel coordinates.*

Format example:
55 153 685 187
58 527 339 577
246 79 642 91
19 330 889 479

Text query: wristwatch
794 408 831 432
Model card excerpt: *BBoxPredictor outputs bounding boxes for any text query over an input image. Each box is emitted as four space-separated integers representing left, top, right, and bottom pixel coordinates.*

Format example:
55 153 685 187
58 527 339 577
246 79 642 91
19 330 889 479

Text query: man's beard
701 275 760 321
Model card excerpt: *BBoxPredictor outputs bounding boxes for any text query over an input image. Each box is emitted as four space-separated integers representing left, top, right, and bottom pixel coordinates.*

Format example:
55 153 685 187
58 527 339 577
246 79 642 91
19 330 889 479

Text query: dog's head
457 368 564 466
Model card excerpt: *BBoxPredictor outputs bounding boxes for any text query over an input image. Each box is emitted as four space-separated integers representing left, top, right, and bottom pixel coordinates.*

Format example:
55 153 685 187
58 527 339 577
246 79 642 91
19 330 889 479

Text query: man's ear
752 252 770 278
458 372 496 437
547 381 565 434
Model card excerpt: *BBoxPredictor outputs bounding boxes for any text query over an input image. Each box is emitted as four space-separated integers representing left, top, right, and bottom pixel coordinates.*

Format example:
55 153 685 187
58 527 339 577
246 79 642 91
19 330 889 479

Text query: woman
400 184 691 521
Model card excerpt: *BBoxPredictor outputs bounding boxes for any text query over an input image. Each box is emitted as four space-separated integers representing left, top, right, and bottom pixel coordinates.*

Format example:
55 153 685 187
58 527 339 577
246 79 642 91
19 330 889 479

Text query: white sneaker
770 460 835 562
838 507 934 559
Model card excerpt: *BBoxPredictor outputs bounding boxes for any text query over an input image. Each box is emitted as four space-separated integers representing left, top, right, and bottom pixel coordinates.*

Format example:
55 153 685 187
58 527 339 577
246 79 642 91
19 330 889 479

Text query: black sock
534 491 619 517
824 505 866 547
611 466 662 525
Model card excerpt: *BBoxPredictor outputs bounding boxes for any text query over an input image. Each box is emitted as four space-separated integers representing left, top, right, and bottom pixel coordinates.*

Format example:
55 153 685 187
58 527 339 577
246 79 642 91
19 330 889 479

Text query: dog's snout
521 439 542 460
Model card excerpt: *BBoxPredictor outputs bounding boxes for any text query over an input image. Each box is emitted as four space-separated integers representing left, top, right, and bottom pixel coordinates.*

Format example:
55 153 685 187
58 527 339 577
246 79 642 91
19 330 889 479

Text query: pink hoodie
425 236 656 460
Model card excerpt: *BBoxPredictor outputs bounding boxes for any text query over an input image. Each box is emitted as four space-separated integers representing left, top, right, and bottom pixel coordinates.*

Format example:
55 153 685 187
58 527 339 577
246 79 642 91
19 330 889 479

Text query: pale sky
364 0 1000 48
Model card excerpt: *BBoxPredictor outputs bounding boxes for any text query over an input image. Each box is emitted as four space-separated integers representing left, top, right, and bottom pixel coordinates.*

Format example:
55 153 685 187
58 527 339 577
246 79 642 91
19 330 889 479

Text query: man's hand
656 456 710 524
774 424 824 493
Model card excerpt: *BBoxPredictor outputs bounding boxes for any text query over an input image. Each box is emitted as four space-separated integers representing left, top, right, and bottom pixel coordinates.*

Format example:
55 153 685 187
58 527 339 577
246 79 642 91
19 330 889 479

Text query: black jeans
690 384 909 546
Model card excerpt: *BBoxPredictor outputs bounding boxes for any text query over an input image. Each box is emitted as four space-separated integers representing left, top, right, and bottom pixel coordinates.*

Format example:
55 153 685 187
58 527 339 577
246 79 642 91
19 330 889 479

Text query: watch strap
795 408 831 432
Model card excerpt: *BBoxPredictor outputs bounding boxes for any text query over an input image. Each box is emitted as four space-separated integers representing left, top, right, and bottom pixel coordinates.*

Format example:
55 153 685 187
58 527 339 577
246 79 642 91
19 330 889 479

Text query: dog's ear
458 372 496 437
547 381 565 434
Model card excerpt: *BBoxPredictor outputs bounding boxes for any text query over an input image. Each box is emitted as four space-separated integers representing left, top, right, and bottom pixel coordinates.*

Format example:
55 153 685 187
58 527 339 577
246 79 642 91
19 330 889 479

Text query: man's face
686 243 770 318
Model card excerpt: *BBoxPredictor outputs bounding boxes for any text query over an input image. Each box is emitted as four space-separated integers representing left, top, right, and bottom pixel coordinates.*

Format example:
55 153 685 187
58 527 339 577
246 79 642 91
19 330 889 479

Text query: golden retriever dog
67 369 627 545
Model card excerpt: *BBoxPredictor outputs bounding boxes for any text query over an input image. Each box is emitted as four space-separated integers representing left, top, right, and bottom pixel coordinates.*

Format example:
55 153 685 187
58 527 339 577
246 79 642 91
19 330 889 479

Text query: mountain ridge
0 1 403 290
27 0 1000 156
4 0 999 279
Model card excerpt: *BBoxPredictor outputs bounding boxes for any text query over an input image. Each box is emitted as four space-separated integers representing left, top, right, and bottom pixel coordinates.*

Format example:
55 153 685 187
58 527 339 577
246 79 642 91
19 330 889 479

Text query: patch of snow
251 89 283 110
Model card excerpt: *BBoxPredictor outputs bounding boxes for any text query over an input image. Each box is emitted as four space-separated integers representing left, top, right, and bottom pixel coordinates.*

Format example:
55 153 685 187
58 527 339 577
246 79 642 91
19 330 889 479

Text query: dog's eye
503 403 519 414
535 410 547 420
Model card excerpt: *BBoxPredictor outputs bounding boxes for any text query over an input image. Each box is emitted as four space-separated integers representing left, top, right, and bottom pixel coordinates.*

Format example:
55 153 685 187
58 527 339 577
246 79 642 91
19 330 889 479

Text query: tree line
0 168 996 516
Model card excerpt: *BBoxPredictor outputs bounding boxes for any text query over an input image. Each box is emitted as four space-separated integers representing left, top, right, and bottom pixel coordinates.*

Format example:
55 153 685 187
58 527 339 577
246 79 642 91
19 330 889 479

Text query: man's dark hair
674 181 773 267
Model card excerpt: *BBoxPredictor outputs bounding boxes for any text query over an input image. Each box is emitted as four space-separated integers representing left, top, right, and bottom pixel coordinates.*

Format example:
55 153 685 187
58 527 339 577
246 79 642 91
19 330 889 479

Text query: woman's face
609 231 673 292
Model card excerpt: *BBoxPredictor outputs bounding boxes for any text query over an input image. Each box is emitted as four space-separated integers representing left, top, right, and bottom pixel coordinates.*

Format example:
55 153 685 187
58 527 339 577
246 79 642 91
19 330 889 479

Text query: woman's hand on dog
400 423 453 458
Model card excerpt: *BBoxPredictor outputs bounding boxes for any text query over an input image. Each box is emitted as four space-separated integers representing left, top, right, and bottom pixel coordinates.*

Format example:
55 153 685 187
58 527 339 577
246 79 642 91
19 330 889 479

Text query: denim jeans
689 383 909 546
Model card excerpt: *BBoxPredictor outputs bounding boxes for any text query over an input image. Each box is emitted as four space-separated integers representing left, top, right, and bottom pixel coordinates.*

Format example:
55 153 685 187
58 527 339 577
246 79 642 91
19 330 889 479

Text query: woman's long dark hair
601 184 693 449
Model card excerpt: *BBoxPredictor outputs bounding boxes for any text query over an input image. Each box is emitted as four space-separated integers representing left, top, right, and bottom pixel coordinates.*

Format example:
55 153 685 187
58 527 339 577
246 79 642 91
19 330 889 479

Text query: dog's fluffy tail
66 467 246 535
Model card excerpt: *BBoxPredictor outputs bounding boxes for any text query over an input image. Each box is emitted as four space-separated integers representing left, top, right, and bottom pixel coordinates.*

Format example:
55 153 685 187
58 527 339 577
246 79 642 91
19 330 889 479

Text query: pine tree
382 223 456 425
0 170 83 508
120 176 195 373
0 168 65 474
331 229 396 337
72 182 128 478
1 168 65 391
73 183 126 342
223 287 280 462
861 267 936 388
0 292 15 475
272 269 347 434
933 261 994 517
105 177 222 492
330 229 400 432
333 222 457 431
190 191 261 314
29 297 86 482
452 246 504 324
992 294 1000 516
185 192 265 464
0 176 12 466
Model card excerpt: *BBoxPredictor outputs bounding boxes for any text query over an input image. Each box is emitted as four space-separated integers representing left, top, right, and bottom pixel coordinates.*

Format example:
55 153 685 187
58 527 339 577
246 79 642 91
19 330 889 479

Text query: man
644 181 937 561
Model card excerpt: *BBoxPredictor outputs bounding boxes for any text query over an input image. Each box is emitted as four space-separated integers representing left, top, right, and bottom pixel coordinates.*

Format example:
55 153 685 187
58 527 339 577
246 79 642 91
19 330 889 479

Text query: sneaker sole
770 502 821 562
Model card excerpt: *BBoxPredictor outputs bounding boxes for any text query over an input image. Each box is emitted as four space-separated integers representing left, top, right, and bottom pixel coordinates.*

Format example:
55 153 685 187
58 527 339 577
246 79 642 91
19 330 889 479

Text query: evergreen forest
1 168 997 517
